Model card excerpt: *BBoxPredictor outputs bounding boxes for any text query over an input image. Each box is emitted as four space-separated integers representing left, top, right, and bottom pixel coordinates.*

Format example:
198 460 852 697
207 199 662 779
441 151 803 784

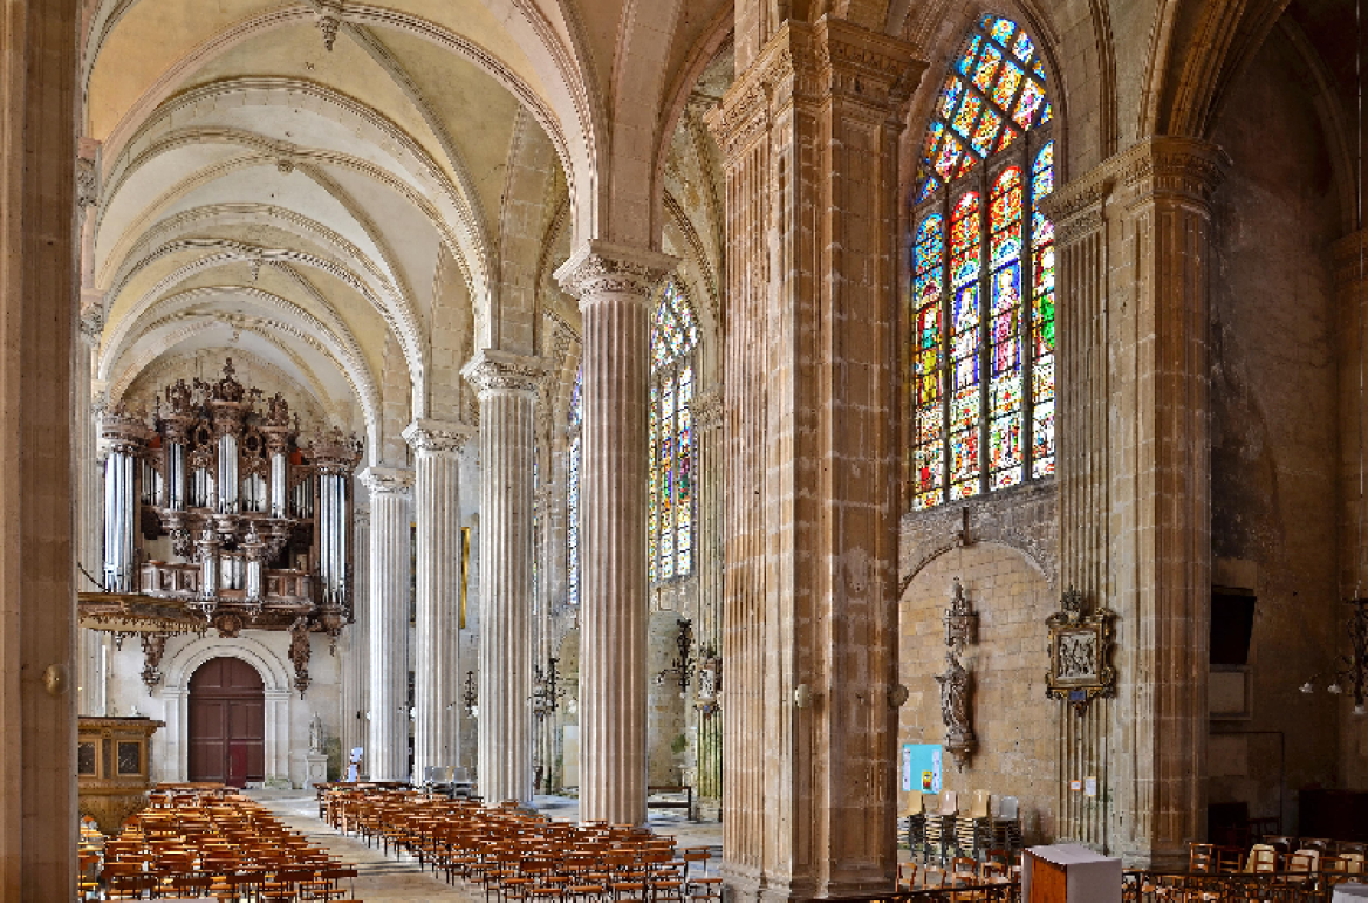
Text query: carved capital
403 418 476 455
1331 229 1368 287
358 465 414 496
461 349 549 396
79 303 105 344
1114 137 1228 211
554 240 678 306
76 156 99 209
1039 168 1114 248
708 20 923 161
692 390 724 431
812 18 923 116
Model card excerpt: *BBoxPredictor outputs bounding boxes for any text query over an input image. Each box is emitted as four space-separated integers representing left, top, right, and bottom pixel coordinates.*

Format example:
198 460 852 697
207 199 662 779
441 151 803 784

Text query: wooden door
188 657 265 787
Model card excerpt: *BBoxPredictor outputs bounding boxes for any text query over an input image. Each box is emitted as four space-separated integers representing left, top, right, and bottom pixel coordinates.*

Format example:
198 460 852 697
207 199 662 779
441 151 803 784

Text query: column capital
1332 229 1368 286
403 418 476 455
358 465 414 496
1113 136 1229 211
461 349 549 396
708 19 922 161
554 240 678 305
692 390 724 431
1038 168 1114 248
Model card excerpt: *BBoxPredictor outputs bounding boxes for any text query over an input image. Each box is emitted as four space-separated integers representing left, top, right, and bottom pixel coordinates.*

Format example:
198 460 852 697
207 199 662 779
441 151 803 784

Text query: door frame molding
161 637 292 783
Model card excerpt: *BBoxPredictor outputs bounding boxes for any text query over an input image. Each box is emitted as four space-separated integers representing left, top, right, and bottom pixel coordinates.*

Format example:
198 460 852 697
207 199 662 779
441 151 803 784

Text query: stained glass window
911 15 1056 509
567 369 582 605
649 279 699 583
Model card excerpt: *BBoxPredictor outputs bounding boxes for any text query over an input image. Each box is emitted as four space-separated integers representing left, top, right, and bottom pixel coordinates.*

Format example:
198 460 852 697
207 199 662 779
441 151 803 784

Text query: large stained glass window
649 280 699 583
567 368 582 606
911 14 1055 510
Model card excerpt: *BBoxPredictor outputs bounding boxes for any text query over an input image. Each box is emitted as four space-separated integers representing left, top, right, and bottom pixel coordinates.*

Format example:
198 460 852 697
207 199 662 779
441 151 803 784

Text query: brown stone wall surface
899 542 1061 844
1207 25 1343 826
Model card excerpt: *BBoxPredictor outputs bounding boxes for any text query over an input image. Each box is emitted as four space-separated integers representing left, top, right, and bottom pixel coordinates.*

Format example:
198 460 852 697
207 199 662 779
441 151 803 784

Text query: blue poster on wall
902 744 942 794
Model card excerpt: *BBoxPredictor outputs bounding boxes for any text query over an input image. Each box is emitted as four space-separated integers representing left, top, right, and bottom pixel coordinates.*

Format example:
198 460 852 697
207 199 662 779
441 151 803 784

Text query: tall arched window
649 280 699 583
567 369 582 606
912 14 1055 510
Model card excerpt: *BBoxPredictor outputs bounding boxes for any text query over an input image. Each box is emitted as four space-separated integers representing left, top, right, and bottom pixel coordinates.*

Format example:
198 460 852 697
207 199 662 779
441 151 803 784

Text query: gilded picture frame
1045 587 1117 716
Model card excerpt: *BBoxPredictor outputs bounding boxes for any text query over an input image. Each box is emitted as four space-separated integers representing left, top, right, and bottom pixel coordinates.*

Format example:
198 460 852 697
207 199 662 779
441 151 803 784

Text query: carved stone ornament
553 240 678 304
935 650 975 771
944 577 978 648
290 617 311 698
403 418 476 455
358 465 414 497
1045 586 1117 716
76 156 98 208
141 633 168 688
461 349 549 396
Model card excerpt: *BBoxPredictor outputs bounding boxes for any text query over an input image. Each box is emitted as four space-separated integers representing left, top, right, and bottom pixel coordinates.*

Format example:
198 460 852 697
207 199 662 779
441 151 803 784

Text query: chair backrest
970 790 991 818
1247 844 1277 872
1286 852 1316 874
905 792 924 816
939 790 959 816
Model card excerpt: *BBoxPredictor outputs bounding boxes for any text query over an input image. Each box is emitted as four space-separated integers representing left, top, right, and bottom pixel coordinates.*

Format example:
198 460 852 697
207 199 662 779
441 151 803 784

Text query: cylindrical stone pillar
462 350 547 807
404 419 475 780
360 465 414 781
338 502 370 764
556 242 676 824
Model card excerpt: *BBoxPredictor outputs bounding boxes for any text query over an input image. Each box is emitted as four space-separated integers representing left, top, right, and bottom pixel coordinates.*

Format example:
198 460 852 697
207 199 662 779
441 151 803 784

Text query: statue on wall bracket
936 577 977 771
1045 586 1117 716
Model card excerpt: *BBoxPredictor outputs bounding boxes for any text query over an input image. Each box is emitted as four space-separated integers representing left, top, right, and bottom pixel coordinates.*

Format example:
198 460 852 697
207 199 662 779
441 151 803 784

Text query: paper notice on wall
1070 779 1082 792
1085 776 1097 797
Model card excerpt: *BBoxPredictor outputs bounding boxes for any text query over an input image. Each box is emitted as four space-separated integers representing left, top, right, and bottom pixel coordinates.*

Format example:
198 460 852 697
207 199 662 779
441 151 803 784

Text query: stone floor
245 791 724 902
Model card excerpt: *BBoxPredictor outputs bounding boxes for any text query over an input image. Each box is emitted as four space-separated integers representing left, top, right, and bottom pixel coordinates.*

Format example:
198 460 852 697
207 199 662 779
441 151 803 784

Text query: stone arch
899 491 1060 600
158 635 294 784
163 635 290 693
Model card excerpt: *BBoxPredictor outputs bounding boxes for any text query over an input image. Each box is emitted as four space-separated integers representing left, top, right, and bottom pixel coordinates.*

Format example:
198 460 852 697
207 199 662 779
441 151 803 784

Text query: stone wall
899 539 1060 844
1207 23 1345 829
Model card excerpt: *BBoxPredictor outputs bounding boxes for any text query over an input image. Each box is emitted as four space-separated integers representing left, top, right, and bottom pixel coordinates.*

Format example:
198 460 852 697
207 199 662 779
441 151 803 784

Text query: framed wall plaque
1046 586 1117 716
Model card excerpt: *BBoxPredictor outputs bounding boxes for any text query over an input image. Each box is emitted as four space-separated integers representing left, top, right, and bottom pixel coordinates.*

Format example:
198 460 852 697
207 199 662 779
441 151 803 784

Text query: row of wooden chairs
86 789 359 901
323 787 722 902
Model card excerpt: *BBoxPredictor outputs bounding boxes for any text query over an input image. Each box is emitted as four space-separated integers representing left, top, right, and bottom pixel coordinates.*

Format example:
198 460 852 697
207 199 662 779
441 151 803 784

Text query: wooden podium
1022 844 1121 903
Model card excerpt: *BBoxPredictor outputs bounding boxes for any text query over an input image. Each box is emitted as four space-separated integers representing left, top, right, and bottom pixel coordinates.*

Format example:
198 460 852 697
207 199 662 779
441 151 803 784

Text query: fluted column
691 390 724 808
360 466 414 781
462 350 547 806
1039 163 1114 851
76 309 106 716
556 243 676 825
404 418 476 778
338 503 370 763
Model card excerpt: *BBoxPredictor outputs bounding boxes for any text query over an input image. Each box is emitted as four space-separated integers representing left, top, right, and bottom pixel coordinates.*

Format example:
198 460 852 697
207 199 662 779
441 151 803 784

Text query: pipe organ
85 360 361 694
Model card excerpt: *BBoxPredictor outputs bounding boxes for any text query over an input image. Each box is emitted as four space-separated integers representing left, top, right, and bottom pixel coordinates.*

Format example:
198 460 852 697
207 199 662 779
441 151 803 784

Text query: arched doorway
188 657 265 787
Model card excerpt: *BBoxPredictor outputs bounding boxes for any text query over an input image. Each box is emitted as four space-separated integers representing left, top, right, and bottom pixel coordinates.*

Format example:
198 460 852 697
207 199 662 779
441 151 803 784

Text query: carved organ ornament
81 360 361 695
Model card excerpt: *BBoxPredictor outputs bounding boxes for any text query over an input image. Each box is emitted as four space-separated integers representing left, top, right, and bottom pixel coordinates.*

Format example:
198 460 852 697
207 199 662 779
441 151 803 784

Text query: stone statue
935 649 976 770
309 714 323 754
936 650 970 731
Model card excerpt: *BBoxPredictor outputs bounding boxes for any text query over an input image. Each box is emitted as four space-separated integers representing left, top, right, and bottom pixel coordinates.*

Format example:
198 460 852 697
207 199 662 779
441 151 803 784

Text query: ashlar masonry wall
899 538 1061 843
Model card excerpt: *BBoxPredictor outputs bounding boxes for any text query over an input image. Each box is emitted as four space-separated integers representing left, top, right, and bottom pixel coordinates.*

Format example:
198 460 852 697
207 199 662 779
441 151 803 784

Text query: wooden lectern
1022 844 1121 903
